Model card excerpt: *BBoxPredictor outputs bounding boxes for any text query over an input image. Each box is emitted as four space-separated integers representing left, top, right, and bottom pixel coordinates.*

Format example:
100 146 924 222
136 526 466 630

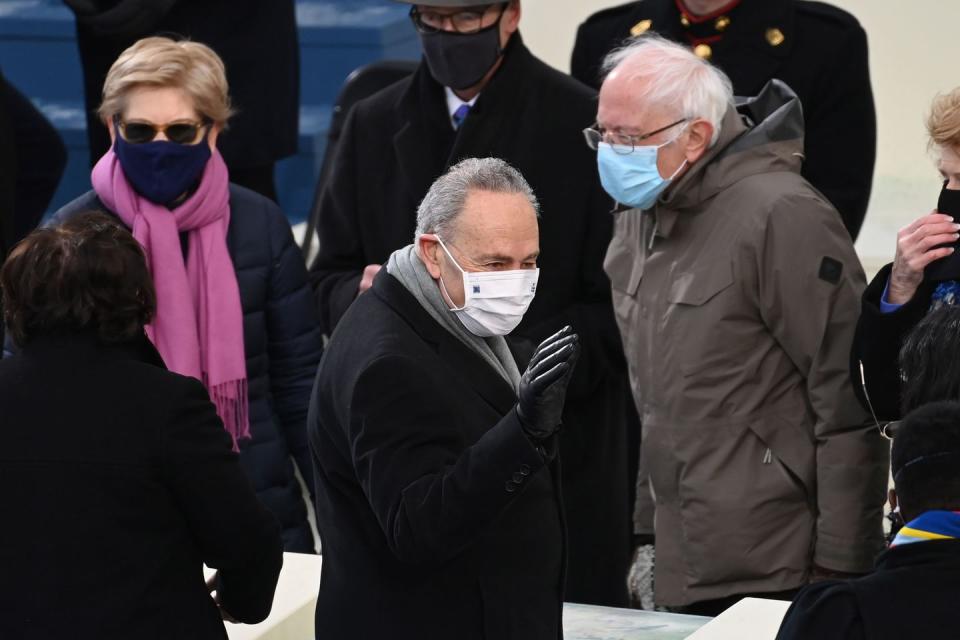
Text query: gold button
630 19 652 36
693 43 713 60
766 27 785 47
680 14 690 27
715 16 731 31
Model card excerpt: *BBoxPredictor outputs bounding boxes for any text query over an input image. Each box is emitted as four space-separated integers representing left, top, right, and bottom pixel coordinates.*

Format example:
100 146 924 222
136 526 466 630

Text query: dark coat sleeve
264 201 325 493
308 107 365 334
346 354 550 566
775 581 866 640
852 263 932 421
800 21 875 239
161 375 283 624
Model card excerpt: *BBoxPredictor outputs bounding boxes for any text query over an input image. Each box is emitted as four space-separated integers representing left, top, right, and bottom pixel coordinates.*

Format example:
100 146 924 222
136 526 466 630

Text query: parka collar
652 79 804 238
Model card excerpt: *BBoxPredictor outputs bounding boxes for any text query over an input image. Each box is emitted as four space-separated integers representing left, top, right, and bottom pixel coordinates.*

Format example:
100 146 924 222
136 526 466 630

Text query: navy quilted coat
52 185 324 551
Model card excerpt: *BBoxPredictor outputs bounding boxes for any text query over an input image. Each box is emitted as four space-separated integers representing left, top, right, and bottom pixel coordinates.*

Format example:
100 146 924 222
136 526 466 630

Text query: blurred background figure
571 0 875 239
0 69 67 253
51 37 323 553
776 400 960 640
309 0 634 606
854 87 960 422
0 68 68 348
0 212 283 638
63 0 299 201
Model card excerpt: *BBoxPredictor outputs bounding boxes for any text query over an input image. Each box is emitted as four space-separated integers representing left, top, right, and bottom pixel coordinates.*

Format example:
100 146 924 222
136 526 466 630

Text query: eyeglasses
583 118 688 155
114 115 211 145
409 3 507 35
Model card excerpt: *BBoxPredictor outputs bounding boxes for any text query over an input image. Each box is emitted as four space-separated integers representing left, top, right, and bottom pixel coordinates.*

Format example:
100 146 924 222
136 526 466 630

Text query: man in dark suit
777 400 960 639
310 0 634 606
0 213 283 638
310 159 580 638
572 0 875 239
64 0 298 201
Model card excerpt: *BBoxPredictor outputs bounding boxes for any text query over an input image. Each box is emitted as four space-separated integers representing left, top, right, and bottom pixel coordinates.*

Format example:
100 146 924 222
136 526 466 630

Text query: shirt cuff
880 280 903 314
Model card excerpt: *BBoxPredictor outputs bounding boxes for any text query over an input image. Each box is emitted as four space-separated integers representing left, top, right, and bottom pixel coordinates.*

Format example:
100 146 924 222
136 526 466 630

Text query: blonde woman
52 37 323 552
855 88 960 421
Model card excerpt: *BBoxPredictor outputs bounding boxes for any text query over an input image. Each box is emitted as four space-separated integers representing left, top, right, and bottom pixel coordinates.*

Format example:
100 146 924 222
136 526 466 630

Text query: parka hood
662 79 806 211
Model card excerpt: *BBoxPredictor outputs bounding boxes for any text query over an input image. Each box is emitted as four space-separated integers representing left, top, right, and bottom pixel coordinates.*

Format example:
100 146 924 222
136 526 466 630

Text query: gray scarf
386 244 521 391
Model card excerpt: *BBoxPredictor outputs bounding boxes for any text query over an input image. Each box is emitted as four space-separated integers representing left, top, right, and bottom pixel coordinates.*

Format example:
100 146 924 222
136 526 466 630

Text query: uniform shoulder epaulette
796 0 864 31
581 0 647 28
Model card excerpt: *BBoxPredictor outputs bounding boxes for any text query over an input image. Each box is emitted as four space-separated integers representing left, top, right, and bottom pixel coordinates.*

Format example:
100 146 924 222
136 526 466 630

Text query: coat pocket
667 262 734 306
674 417 814 586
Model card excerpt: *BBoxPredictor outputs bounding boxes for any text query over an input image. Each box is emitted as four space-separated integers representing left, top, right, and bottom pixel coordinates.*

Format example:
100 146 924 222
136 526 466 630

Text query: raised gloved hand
516 326 580 440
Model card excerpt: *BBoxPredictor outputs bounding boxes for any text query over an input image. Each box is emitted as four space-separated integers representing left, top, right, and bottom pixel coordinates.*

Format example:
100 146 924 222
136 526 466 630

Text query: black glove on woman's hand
516 326 580 440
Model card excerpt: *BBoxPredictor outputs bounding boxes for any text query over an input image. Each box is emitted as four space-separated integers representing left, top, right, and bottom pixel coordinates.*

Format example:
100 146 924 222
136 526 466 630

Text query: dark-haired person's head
891 401 960 523
0 212 155 347
899 306 960 414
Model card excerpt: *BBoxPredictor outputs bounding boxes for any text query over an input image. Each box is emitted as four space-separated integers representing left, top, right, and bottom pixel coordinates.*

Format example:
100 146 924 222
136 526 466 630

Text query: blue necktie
452 103 471 130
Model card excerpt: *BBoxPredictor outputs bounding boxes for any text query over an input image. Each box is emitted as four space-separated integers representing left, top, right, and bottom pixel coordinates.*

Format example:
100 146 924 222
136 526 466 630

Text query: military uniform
572 0 876 240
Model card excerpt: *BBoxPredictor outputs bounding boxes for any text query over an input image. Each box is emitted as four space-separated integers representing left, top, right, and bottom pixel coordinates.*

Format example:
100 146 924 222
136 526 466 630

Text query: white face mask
435 236 539 338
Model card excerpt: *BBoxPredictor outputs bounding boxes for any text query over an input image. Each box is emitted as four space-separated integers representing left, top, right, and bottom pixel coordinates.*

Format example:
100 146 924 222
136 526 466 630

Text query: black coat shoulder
796 0 865 30
775 580 865 640
579 0 647 30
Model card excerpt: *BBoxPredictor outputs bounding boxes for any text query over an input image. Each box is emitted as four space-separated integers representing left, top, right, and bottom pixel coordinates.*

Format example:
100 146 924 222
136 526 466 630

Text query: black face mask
419 19 503 91
924 183 960 281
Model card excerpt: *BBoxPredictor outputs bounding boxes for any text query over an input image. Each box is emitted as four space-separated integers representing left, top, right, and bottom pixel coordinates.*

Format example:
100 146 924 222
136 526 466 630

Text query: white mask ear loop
659 123 689 181
435 235 468 312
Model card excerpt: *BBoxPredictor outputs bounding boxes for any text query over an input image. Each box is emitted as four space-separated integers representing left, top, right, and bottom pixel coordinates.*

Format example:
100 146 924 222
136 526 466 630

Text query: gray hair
414 157 540 241
602 34 734 146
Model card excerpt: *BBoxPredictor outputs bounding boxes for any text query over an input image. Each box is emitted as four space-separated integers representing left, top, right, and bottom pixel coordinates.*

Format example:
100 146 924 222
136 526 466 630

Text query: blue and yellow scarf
890 510 960 547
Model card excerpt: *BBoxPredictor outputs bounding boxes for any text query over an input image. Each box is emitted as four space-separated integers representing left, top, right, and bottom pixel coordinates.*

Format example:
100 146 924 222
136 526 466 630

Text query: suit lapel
373 272 518 416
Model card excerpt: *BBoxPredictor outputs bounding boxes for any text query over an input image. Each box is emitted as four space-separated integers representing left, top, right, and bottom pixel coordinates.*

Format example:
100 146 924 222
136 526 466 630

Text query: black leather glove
516 326 580 440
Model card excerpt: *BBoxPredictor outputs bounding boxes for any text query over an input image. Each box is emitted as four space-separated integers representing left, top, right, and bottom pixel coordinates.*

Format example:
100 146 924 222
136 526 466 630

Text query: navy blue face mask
114 127 212 207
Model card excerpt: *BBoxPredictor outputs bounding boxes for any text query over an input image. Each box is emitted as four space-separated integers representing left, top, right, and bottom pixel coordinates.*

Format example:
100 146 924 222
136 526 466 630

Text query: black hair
899 306 960 414
0 212 155 346
892 400 960 521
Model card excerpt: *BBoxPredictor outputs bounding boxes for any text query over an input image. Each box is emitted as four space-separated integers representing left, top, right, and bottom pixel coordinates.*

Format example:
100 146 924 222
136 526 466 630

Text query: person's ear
501 0 521 40
418 234 443 279
683 119 713 164
207 122 223 152
106 117 117 145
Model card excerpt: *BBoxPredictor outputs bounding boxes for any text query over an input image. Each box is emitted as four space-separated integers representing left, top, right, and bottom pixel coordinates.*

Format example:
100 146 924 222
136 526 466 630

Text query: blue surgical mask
114 129 212 207
597 135 687 211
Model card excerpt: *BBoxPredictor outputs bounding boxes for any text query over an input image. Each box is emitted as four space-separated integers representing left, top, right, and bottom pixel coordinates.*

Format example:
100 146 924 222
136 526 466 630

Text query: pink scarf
92 149 249 448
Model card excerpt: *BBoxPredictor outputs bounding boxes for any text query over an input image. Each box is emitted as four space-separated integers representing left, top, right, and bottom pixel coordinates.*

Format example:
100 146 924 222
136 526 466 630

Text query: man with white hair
591 35 889 614
309 158 579 638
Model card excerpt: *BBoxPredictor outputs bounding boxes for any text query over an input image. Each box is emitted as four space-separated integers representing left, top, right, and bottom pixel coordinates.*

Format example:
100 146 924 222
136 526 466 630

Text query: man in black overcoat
63 0 299 201
571 0 876 239
310 159 580 638
309 0 633 606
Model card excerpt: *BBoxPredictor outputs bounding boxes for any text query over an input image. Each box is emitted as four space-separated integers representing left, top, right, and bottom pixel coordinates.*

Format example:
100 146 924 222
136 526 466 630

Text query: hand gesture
516 326 580 440
889 212 960 304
